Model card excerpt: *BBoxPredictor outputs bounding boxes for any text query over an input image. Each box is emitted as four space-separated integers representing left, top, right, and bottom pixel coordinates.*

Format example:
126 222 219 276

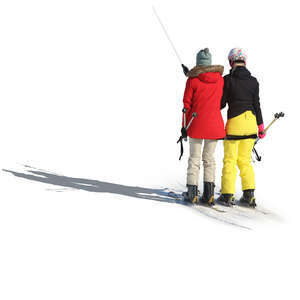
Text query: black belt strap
225 134 258 140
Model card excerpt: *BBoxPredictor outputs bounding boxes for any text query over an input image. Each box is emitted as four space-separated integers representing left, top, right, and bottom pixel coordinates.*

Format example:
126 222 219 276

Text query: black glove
181 127 187 138
181 64 189 76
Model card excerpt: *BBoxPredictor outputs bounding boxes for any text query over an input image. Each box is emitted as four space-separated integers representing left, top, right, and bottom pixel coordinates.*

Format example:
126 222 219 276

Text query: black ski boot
216 194 235 207
239 189 256 208
200 182 215 206
183 185 199 204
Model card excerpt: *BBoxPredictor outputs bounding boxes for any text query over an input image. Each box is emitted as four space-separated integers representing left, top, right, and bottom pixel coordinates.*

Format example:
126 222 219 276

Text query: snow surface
1 0 300 299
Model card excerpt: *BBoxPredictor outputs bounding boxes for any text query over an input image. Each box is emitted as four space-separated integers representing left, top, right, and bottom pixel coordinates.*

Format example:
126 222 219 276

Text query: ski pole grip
182 108 187 128
192 112 197 118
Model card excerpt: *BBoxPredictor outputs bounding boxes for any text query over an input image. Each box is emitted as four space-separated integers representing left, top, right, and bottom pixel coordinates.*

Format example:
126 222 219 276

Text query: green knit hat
196 48 212 66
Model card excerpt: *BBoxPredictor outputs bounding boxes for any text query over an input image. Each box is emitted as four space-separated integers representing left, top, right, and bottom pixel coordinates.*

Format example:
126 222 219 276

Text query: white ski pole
186 112 197 130
152 5 183 65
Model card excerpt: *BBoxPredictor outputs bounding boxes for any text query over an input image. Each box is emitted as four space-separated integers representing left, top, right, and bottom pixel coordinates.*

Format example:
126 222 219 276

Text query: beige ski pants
187 138 218 186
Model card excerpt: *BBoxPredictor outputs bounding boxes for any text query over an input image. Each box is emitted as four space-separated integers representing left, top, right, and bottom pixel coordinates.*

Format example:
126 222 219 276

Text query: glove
181 64 189 76
181 127 187 139
258 124 266 139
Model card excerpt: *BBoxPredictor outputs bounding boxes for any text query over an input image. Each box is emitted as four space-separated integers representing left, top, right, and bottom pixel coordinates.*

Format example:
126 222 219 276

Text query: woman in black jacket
217 48 265 207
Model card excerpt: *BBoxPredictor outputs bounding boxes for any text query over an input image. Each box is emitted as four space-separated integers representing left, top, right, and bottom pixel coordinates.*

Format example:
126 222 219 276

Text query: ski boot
200 182 215 206
216 193 235 207
239 189 256 208
183 185 199 204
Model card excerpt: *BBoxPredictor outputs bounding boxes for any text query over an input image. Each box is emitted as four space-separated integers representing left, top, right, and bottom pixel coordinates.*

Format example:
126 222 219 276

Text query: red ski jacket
183 65 226 139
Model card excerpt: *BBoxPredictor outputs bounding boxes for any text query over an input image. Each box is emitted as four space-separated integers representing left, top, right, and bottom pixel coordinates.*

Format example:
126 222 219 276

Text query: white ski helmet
228 48 247 66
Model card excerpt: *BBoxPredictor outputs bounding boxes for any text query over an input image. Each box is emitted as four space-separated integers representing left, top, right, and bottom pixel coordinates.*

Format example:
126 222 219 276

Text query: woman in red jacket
182 48 225 205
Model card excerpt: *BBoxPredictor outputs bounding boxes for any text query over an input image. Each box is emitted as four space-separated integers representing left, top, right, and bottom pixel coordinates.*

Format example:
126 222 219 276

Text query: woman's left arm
253 81 263 125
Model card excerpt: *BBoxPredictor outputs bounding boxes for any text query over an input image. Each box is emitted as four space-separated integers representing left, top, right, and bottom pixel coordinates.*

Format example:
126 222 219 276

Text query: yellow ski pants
221 139 255 194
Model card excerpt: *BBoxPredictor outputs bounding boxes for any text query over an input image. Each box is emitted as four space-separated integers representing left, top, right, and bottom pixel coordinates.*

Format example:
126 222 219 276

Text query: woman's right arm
183 78 194 113
221 75 229 109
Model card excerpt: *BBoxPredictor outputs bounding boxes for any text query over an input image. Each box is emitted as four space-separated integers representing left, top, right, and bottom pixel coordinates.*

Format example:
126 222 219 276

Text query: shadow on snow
2 166 251 230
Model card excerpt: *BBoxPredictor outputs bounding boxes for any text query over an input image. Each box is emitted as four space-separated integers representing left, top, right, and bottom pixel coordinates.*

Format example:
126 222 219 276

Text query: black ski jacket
221 66 263 125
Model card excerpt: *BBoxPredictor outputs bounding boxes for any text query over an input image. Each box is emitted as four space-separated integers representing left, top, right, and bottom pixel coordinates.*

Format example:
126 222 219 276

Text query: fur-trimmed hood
187 65 224 78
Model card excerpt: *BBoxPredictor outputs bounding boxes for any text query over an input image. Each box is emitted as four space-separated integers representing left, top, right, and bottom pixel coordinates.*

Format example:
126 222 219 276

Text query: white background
0 0 299 299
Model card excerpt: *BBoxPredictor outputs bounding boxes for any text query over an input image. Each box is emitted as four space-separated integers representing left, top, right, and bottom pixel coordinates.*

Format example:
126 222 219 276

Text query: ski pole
263 111 285 134
152 6 189 75
152 6 183 65
177 112 197 160
254 111 285 146
252 111 285 161
186 112 197 130
182 108 187 128
182 108 187 141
